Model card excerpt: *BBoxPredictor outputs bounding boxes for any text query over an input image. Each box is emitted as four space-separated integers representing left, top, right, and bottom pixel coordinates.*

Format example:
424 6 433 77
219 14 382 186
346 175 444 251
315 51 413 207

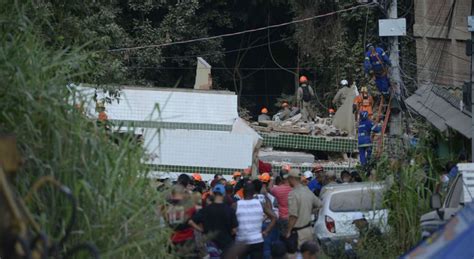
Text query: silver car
314 182 389 255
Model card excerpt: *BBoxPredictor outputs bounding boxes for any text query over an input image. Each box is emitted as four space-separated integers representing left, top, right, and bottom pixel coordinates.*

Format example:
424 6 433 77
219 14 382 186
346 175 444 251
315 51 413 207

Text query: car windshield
330 189 384 212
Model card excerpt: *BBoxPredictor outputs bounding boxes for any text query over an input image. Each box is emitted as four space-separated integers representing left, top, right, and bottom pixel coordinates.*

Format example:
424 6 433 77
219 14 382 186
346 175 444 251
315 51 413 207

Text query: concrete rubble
250 114 349 137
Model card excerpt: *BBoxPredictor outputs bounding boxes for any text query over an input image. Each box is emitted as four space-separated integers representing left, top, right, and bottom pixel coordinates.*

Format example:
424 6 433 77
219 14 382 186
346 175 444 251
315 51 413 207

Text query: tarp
401 202 474 259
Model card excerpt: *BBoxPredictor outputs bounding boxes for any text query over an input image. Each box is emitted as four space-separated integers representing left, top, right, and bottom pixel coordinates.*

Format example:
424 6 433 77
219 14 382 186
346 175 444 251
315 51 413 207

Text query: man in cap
189 184 238 258
308 165 324 196
302 171 313 186
270 165 293 238
286 169 323 254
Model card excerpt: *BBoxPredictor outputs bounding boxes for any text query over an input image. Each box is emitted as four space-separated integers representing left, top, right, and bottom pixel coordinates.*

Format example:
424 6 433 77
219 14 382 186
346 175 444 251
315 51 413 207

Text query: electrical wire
267 18 297 76
127 35 293 61
108 3 376 52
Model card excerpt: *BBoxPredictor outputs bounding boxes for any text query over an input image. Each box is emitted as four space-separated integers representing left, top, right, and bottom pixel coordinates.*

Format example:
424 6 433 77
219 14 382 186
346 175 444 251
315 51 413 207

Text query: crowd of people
158 165 364 259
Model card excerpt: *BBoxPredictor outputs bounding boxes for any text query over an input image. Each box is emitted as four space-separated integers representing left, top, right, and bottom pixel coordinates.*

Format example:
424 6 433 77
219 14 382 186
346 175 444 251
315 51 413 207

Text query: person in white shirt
235 181 276 259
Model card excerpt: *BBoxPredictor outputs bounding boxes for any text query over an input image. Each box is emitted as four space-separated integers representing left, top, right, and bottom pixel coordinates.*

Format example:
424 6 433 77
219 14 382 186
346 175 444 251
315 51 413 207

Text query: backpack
301 85 312 102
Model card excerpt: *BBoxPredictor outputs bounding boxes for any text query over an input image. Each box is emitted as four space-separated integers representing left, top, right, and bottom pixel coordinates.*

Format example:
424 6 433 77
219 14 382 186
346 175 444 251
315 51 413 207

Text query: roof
405 85 471 139
76 85 238 125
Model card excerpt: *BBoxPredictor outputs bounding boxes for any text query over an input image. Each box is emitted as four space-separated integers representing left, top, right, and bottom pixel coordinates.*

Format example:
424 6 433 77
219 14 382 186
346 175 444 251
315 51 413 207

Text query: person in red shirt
270 166 293 238
164 184 197 257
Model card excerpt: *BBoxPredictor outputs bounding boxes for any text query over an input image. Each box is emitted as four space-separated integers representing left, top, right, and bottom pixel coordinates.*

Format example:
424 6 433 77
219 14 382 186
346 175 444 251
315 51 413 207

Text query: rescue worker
332 79 356 136
96 101 110 130
328 108 335 118
230 171 242 186
357 111 381 166
364 43 391 97
275 101 292 121
258 107 271 122
296 76 315 122
353 86 374 120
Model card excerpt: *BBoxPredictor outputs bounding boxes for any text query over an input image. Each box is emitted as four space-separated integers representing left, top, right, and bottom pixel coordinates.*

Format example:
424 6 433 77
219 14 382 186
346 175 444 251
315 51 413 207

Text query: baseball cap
259 172 271 183
212 184 225 195
288 169 302 178
303 171 313 179
352 212 365 223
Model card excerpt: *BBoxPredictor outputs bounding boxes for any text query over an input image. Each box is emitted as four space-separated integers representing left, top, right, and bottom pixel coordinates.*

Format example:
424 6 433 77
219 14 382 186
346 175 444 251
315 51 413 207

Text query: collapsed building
73 58 361 181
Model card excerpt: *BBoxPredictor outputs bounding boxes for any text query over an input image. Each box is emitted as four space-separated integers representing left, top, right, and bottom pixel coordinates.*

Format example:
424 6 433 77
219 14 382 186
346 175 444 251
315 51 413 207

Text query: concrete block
259 150 315 164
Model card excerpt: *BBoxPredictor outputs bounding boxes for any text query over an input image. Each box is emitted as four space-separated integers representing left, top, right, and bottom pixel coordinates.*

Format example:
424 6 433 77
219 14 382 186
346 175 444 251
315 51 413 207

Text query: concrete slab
259 150 315 164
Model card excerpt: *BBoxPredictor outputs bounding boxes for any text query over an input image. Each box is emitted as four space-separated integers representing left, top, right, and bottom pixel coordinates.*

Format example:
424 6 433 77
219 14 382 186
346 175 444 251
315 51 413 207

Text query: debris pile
250 115 349 137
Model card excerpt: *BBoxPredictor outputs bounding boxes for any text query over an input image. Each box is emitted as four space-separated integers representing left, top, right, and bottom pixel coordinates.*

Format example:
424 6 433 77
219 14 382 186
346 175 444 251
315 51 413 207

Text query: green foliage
0 2 171 258
35 0 232 87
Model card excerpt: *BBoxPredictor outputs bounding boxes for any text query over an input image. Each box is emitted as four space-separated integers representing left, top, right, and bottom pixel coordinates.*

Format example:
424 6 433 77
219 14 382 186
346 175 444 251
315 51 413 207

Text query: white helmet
340 79 349 86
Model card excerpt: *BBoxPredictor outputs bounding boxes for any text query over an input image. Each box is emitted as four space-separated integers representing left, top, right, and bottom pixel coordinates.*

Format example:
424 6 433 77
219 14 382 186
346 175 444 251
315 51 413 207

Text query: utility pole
469 4 474 161
388 0 403 136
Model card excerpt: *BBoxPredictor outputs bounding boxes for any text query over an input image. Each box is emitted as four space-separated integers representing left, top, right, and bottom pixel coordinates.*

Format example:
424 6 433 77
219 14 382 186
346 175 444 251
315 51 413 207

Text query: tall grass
364 149 434 257
1 2 172 258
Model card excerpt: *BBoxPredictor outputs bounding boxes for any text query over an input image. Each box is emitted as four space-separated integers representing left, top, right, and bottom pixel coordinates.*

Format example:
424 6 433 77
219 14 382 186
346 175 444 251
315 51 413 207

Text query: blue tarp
401 203 474 258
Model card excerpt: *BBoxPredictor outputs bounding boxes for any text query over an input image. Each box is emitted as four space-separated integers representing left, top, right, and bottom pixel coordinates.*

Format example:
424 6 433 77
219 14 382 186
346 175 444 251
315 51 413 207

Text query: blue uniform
358 117 381 165
307 178 322 193
364 47 391 95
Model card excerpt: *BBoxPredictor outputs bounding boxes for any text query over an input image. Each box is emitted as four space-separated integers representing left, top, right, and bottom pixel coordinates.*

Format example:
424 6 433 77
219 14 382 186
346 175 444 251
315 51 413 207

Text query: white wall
144 129 254 169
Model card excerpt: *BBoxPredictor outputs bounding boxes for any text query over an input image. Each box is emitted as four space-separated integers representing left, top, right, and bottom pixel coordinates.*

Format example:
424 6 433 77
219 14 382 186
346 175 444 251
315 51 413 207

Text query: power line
108 3 376 52
125 66 319 70
126 36 293 61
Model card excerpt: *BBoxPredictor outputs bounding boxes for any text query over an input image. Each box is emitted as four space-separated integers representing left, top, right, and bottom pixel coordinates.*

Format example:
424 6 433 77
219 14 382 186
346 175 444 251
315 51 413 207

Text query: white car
314 182 389 256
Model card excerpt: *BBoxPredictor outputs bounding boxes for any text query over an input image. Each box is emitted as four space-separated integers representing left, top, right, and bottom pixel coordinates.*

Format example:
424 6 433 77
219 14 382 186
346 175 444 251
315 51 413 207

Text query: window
330 189 384 212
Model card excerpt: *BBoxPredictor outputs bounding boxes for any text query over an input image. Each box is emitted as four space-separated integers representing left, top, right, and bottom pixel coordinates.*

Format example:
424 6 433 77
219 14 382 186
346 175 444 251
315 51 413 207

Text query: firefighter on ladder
357 111 381 166
364 43 391 99
353 86 374 120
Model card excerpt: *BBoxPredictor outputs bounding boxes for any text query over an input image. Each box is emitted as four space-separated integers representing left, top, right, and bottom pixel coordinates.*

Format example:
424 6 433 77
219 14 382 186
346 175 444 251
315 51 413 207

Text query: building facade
414 0 471 92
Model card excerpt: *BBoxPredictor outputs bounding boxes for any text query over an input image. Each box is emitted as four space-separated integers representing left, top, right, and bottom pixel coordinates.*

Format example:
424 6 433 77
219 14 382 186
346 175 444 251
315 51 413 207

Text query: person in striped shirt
235 181 276 259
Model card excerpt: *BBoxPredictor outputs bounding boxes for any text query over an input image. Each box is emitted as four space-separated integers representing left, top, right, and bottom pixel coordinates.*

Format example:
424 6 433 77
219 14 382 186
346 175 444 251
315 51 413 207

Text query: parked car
420 163 474 239
314 182 389 256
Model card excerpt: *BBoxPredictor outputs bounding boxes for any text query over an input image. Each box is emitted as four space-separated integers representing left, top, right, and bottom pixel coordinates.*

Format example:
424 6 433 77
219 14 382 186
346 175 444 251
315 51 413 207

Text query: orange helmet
299 76 308 84
259 173 271 183
328 108 335 114
233 171 242 178
261 107 268 114
192 172 202 181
